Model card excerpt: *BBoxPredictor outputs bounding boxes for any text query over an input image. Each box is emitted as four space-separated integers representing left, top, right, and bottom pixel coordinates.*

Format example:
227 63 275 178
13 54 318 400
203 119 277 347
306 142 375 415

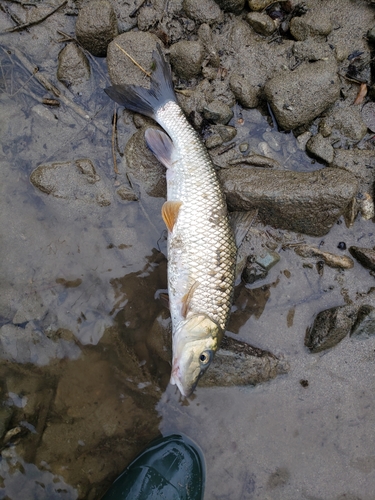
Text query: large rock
30 159 112 207
57 43 91 91
264 60 340 130
305 304 358 353
331 149 375 196
219 167 358 236
107 31 161 86
169 40 205 80
183 0 224 24
124 127 167 198
76 0 118 57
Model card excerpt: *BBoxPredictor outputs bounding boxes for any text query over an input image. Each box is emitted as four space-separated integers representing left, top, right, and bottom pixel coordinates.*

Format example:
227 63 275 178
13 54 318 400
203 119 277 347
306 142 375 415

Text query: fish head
170 314 222 397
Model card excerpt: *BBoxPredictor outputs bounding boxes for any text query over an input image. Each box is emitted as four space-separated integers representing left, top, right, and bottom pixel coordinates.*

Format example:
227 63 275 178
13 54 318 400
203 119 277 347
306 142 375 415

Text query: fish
105 46 237 397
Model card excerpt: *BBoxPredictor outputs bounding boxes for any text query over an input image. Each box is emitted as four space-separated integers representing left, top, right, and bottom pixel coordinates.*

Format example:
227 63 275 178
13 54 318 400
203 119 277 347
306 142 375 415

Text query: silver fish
105 46 236 397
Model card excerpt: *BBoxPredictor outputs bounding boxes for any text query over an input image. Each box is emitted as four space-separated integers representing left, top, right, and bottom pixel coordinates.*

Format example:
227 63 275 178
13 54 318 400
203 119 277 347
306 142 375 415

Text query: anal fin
162 201 183 232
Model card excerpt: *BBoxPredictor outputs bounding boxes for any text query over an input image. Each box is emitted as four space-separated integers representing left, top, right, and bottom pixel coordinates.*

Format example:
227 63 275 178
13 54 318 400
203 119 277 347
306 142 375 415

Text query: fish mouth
170 363 194 398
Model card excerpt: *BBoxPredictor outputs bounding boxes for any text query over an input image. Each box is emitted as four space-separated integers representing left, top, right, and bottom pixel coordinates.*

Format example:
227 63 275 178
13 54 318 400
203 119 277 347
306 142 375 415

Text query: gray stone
230 72 259 108
116 185 138 202
247 0 272 10
30 159 112 207
206 134 223 149
214 0 244 13
107 32 161 86
200 336 289 388
290 12 332 41
325 107 368 142
57 43 91 90
219 167 358 236
349 246 375 272
306 133 334 164
183 0 224 24
125 127 167 198
169 40 205 80
210 124 237 142
264 60 340 130
76 0 118 57
293 245 354 269
292 40 334 62
351 305 375 338
203 100 233 124
331 149 375 196
305 304 358 353
246 12 277 36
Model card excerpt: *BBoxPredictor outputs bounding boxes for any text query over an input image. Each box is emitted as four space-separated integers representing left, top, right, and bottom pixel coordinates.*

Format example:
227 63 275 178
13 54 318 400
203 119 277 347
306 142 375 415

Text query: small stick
4 0 67 33
5 0 38 6
114 43 151 78
111 106 119 175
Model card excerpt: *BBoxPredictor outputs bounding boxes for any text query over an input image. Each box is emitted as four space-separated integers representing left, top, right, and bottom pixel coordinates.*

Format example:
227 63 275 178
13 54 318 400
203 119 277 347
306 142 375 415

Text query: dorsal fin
162 201 182 232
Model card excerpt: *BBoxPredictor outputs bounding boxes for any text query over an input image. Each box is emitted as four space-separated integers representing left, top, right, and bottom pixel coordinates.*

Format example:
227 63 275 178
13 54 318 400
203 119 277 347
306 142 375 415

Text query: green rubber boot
101 434 205 500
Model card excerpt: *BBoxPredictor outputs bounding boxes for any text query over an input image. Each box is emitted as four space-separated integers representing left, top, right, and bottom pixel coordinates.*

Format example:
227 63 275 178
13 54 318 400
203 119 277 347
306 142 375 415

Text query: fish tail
104 45 176 119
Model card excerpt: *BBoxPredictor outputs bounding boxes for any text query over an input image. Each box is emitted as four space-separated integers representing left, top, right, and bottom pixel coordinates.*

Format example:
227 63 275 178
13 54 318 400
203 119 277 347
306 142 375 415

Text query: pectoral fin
181 281 199 318
162 201 182 232
145 128 175 169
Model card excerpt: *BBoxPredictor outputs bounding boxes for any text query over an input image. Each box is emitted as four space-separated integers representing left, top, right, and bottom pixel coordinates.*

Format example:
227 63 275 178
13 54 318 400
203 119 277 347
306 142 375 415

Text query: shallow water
1 13 375 500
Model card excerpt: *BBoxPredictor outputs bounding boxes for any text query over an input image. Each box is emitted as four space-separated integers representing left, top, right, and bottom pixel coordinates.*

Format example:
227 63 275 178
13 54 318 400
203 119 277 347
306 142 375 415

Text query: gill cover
170 315 223 397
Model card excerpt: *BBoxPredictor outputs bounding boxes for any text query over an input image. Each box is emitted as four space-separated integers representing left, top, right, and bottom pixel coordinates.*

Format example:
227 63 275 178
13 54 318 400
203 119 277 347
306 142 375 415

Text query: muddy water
1 25 375 500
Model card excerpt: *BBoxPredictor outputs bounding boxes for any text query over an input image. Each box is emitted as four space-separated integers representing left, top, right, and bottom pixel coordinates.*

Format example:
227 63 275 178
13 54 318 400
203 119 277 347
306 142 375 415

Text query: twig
5 0 38 6
0 3 24 27
112 106 119 175
114 43 151 77
4 0 67 33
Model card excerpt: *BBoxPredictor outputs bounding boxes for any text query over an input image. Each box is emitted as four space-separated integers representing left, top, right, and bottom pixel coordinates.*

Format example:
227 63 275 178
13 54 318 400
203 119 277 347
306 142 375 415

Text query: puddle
1 12 375 500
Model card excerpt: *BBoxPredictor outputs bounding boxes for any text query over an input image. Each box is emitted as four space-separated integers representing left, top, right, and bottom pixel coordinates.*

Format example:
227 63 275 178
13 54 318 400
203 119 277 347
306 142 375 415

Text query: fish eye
199 351 212 365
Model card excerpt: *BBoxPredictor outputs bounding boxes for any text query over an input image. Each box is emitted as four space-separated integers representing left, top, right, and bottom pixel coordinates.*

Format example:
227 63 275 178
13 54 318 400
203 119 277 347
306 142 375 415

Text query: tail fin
104 45 176 119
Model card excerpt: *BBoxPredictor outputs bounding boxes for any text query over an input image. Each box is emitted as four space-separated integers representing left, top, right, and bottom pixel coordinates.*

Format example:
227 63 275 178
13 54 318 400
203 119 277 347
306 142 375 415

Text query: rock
200 335 289 387
362 102 375 133
76 0 118 57
264 60 340 130
247 0 273 10
358 193 375 220
124 126 167 198
197 23 220 67
305 304 358 353
206 134 223 149
306 134 334 164
331 149 375 196
183 0 224 25
229 72 259 108
322 107 368 142
242 257 268 284
351 305 375 338
290 12 332 41
30 159 112 207
292 40 335 62
349 246 375 271
228 154 282 169
203 100 233 124
219 167 358 236
169 40 205 80
293 244 354 269
209 124 237 142
107 31 161 86
246 12 277 36
116 184 138 201
57 43 91 91
137 6 160 31
0 406 13 440
214 0 244 14
228 21 293 109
